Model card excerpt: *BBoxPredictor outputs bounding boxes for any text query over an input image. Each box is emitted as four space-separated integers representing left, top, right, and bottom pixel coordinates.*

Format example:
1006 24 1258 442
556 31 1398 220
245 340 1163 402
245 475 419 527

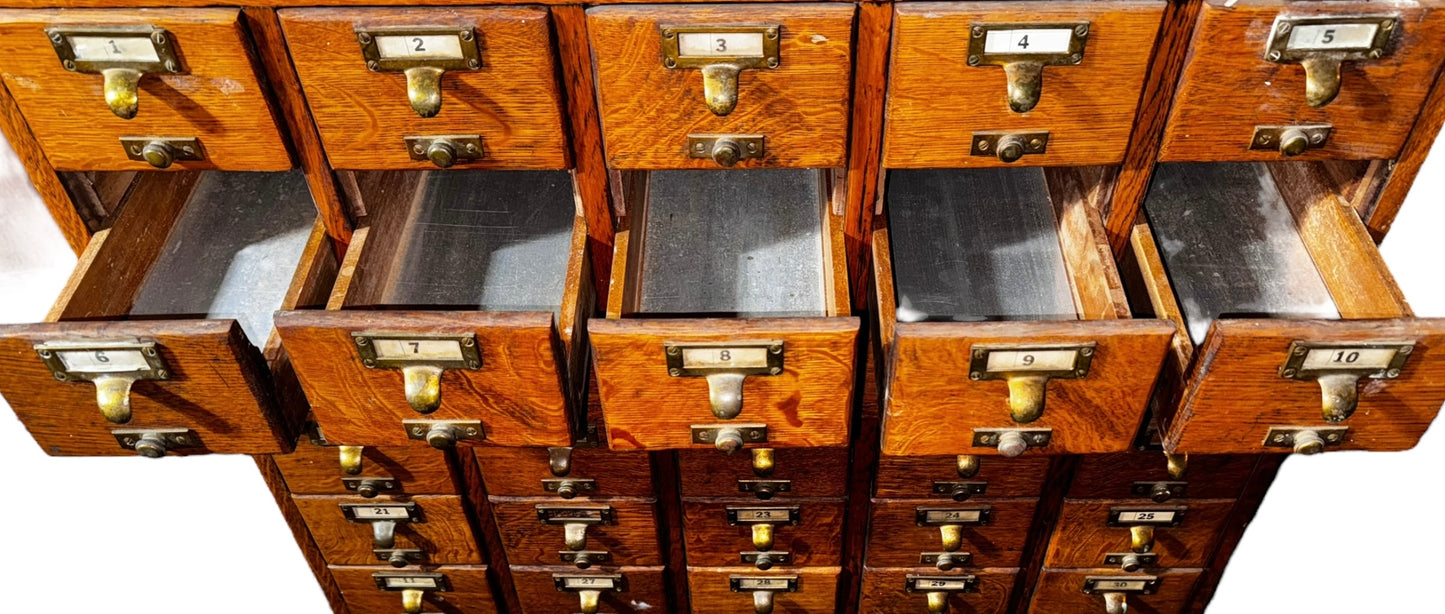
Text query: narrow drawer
591 169 859 451
587 4 854 169
1043 499 1234 569
1161 0 1445 161
474 446 655 499
678 447 848 499
332 565 496 614
274 438 456 496
279 7 569 170
1066 453 1255 501
681 498 846 567
276 170 592 448
885 1 1165 167
865 499 1037 568
1131 162 1445 454
858 567 1018 614
0 171 327 456
490 497 663 567
1027 568 1203 614
293 494 484 566
874 455 1051 500
875 167 1173 457
687 566 840 614
510 566 668 614
0 9 290 171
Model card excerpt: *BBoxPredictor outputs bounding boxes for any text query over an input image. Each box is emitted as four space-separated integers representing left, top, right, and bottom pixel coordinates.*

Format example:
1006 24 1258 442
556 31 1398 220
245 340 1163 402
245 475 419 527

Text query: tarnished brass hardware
752 523 775 551
548 447 574 477
339 446 364 475
968 343 1094 422
916 507 992 552
354 332 481 413
374 548 425 568
112 428 197 458
1130 525 1154 553
906 574 979 614
401 589 424 614
553 574 625 614
1265 16 1398 107
687 134 766 167
1263 425 1349 454
729 575 798 614
1082 575 1160 613
667 341 782 418
751 448 775 477
1108 507 1184 529
739 479 791 499
36 340 169 424
356 27 481 117
1165 452 1187 481
404 135 484 168
693 423 769 453
119 136 204 169
971 130 1049 163
727 506 799 551
1104 552 1157 572
967 22 1089 113
1103 592 1127 614
1132 481 1187 503
938 524 963 552
972 427 1052 457
543 478 597 499
1279 341 1412 422
343 477 398 498
373 572 450 610
920 552 973 571
661 25 781 115
578 589 600 614
933 481 988 502
403 419 484 448
742 550 791 570
1250 124 1332 156
928 591 948 614
559 550 611 569
48 26 183 119
341 502 423 546
373 521 398 549
537 505 615 551
956 455 981 479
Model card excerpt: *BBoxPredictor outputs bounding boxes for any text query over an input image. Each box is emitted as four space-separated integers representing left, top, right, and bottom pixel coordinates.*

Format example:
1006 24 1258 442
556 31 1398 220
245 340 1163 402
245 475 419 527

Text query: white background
0 134 1441 611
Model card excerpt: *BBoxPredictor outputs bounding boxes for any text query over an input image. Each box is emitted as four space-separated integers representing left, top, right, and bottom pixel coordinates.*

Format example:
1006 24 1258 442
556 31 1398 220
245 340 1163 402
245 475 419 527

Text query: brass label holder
354 332 481 414
1265 15 1399 107
688 134 765 167
726 506 801 526
969 342 1093 422
404 134 484 168
667 341 783 420
48 26 183 119
1082 575 1160 594
730 574 799 613
661 24 781 116
1107 507 1186 528
967 22 1089 113
36 340 169 425
915 507 992 527
1251 124 1331 156
342 502 423 524
357 26 480 118
537 505 617 551
120 136 204 169
906 574 979 593
112 428 198 458
374 572 451 592
1279 340 1412 423
554 573 626 614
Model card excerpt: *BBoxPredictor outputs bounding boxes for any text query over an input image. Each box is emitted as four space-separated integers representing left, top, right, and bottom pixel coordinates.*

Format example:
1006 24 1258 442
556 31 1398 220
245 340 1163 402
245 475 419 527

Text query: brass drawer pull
357 27 481 118
48 26 184 119
1265 16 1399 107
967 22 1089 113
661 25 780 116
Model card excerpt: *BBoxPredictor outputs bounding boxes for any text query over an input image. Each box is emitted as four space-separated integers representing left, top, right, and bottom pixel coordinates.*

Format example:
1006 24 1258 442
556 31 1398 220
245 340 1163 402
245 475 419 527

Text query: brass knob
402 588 425 614
387 551 409 568
754 552 776 570
1279 128 1310 157
356 480 381 499
715 427 746 454
1119 553 1143 572
578 589 601 614
752 523 775 551
996 431 1029 458
711 138 743 167
1293 429 1326 455
1103 592 1127 614
134 433 169 458
339 446 364 475
556 481 580 500
373 520 397 549
752 448 775 477
753 482 777 500
574 552 594 569
94 375 137 424
996 135 1028 163
1149 482 1173 503
939 525 963 552
549 447 574 477
102 67 142 119
140 141 176 169
403 365 444 412
1130 525 1154 553
1165 452 1187 481
935 553 963 571
927 591 949 614
425 423 458 449
950 484 975 502
425 140 458 168
564 522 589 551
752 588 775 614
956 455 980 479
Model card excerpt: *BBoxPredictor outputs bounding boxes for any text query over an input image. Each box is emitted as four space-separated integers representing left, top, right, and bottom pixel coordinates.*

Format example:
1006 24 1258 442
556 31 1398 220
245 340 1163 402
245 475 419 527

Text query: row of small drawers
1 1 1441 172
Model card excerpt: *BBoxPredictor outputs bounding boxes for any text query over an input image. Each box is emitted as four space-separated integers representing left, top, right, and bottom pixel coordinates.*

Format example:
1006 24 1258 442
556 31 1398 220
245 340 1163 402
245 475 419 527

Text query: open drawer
1129 162 1445 454
590 169 859 451
275 169 591 449
0 171 333 456
875 168 1174 457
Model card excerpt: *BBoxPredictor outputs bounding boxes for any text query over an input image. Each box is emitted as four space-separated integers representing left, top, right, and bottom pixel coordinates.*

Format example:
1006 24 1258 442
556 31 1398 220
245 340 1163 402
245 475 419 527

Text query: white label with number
923 510 984 525
736 577 793 591
352 506 412 520
372 339 465 362
985 349 1078 373
384 577 438 589
983 29 1074 55
562 577 616 590
1286 23 1378 51
1300 347 1397 371
735 508 794 523
1095 579 1150 592
57 349 150 373
1116 510 1176 524
677 32 765 58
69 36 161 63
375 34 465 61
682 347 770 370
913 578 973 591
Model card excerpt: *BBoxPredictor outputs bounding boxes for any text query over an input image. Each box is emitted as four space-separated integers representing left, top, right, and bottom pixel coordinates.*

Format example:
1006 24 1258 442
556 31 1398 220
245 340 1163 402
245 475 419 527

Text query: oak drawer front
293 494 485 565
885 1 1165 168
275 440 456 496
590 317 860 450
490 497 664 567
883 319 1174 456
275 310 573 448
1066 453 1255 501
0 9 289 171
687 566 840 614
875 455 1051 499
865 499 1038 568
1167 319 1445 454
510 566 668 614
278 7 569 170
1027 568 1202 614
475 446 656 498
1161 0 1445 162
1043 499 1233 568
858 567 1018 614
681 498 846 567
587 4 854 169
333 565 496 614
678 447 848 499
0 320 286 456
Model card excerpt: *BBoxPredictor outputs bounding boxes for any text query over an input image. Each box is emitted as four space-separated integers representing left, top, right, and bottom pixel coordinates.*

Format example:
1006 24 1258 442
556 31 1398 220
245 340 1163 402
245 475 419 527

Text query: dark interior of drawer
1143 162 1339 345
631 169 827 318
886 167 1077 322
